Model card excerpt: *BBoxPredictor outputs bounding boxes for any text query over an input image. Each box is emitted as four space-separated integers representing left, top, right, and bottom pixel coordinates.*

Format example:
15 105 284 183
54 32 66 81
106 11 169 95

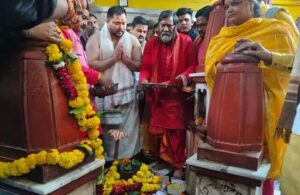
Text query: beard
138 36 145 43
199 31 205 39
159 33 173 43
112 31 124 37
108 25 124 38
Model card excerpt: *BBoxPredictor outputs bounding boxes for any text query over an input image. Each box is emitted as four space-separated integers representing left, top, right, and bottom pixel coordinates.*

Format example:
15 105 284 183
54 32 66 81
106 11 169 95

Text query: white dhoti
99 100 141 161
96 23 141 160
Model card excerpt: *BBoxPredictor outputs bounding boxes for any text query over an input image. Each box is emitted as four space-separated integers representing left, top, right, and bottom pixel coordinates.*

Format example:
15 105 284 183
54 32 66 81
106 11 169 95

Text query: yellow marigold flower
86 116 100 129
76 71 85 80
16 158 30 174
46 44 62 61
127 178 134 184
83 97 91 105
58 150 84 170
58 152 73 169
69 97 84 108
104 187 112 195
78 118 87 127
152 175 160 183
84 104 93 113
68 60 81 73
112 161 119 166
81 144 93 153
26 153 37 169
88 128 100 140
141 183 149 192
79 126 88 132
47 149 60 165
145 170 151 177
78 90 89 99
73 149 85 161
87 110 96 117
141 178 147 184
80 139 91 145
75 112 86 121
146 178 153 183
0 162 9 178
78 76 87 84
71 73 83 81
153 184 160 191
95 147 104 158
109 165 117 172
140 164 149 172
137 170 144 178
36 150 47 165
132 175 139 182
9 161 19 176
60 39 73 53
91 138 102 149
75 83 87 91
96 155 104 160
114 172 120 180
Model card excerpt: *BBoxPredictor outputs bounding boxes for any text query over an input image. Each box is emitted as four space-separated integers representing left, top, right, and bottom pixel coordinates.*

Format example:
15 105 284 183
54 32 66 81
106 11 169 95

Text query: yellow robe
205 18 298 179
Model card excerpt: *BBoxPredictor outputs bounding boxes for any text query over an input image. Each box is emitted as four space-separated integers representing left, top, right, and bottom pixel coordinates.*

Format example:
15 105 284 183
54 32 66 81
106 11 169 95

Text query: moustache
161 33 171 37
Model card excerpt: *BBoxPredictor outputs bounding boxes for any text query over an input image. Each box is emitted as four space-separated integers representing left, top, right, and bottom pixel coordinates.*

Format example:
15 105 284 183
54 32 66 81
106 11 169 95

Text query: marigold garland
103 160 161 195
0 36 104 179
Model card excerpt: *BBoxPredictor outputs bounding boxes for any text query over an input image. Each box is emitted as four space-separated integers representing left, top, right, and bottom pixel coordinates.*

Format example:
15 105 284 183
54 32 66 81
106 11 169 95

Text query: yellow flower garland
103 161 161 194
0 36 104 179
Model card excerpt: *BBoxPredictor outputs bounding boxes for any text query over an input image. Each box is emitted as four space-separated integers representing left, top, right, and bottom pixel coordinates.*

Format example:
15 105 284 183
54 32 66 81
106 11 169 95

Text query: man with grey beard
139 10 197 178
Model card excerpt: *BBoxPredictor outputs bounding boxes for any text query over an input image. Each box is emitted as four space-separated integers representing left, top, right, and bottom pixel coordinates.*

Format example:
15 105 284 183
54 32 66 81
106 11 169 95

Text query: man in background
131 16 149 52
81 13 99 49
194 5 213 39
176 8 201 50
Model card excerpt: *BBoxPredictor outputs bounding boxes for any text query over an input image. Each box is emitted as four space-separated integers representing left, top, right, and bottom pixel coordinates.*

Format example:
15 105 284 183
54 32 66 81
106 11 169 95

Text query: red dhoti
150 126 186 168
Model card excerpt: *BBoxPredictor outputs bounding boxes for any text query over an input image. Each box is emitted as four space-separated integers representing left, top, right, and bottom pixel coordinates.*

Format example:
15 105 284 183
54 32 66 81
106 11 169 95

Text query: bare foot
173 168 184 179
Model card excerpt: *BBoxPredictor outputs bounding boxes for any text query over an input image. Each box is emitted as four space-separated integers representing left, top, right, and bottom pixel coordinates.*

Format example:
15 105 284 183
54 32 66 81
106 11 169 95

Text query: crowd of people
1 0 300 194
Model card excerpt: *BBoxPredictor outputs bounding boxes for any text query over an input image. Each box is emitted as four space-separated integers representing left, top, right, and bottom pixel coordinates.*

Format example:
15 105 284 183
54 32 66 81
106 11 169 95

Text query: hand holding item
24 22 61 43
92 75 118 97
140 79 151 91
108 129 128 140
235 38 272 64
174 74 187 88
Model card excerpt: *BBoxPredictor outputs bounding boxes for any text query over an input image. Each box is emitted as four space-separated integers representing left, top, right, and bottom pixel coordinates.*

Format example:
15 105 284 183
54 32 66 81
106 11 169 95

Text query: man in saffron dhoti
140 10 197 177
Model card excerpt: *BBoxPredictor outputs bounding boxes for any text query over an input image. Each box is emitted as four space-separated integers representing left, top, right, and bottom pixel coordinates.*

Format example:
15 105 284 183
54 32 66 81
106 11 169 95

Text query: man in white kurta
86 6 142 161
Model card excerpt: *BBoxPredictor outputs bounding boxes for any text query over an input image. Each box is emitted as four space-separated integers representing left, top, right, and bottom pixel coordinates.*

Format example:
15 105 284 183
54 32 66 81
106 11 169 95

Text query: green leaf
69 104 87 115
45 55 66 68
96 111 103 118
66 53 78 65
124 164 133 171
96 173 104 184
128 191 140 195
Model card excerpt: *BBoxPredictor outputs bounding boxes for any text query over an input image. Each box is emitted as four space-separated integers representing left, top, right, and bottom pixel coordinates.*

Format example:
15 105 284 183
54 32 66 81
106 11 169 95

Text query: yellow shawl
205 18 298 179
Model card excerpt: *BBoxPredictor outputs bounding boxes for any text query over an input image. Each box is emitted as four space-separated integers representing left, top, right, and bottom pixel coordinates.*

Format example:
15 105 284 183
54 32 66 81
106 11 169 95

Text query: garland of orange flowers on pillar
0 38 104 179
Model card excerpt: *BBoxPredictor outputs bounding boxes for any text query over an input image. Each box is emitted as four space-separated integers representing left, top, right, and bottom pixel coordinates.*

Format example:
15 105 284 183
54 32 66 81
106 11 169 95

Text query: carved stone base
197 143 264 171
